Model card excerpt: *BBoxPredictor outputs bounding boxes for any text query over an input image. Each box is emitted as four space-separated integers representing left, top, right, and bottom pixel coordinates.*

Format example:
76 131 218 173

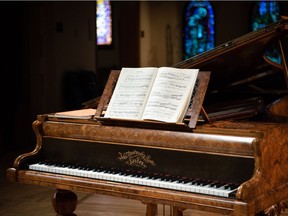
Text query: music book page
104 67 199 123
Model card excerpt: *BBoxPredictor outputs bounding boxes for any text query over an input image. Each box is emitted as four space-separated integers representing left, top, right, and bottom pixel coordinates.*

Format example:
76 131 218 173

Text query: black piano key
192 179 205 186
228 189 237 198
179 177 194 184
224 183 239 190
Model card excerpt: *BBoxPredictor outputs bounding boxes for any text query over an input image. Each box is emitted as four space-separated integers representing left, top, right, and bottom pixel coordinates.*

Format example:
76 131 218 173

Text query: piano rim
6 168 265 215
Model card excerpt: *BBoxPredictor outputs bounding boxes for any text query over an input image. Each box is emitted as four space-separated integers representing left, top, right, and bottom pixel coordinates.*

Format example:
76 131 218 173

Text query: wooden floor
1 151 288 216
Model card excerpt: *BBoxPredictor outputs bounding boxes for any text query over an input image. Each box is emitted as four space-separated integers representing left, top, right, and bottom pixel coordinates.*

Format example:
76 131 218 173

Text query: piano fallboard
26 135 255 184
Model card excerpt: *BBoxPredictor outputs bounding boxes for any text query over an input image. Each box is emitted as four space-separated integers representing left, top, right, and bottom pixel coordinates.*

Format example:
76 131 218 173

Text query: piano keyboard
28 161 239 198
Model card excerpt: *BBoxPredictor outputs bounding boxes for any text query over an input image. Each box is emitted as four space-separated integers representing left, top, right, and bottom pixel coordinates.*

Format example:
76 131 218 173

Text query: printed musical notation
104 67 199 123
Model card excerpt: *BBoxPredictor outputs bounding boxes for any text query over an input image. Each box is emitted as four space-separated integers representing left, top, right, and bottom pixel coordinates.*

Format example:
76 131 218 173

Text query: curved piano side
236 123 288 215
7 120 44 182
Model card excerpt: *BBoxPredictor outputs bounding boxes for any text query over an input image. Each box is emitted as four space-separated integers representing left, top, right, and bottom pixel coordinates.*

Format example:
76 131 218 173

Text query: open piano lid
174 16 288 122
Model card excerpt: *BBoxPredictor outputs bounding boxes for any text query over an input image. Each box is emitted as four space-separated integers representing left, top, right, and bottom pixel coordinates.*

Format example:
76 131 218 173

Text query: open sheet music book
104 67 199 123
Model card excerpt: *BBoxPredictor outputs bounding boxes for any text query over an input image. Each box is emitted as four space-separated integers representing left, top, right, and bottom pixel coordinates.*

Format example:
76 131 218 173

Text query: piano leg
145 203 184 216
52 189 78 216
145 203 157 216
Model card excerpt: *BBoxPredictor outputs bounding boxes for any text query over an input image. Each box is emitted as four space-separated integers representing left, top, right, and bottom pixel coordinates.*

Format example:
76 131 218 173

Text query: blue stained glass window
251 1 280 31
251 1 281 63
96 0 112 46
183 0 215 60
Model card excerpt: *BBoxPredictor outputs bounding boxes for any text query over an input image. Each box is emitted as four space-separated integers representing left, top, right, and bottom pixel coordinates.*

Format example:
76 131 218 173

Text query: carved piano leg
145 203 157 216
52 189 78 216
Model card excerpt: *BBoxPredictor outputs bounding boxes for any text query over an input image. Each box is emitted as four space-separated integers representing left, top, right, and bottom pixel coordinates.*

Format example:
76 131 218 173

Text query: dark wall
0 2 32 153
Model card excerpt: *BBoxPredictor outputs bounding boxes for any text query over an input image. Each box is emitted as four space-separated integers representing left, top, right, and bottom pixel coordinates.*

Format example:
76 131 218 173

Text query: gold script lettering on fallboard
118 150 156 168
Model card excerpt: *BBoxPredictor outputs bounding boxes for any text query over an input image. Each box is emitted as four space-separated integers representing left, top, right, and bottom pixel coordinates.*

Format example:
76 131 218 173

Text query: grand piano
6 17 288 216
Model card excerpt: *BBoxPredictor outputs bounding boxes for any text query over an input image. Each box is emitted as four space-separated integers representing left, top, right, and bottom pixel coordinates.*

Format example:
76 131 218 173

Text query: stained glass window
96 0 112 46
251 1 281 63
183 0 215 60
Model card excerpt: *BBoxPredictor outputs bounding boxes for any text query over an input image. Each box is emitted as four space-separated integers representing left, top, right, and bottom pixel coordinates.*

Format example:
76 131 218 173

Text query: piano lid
174 16 288 101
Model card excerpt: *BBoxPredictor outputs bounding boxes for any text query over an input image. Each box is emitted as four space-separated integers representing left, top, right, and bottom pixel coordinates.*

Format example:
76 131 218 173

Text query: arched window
183 0 215 60
251 1 281 63
96 0 112 46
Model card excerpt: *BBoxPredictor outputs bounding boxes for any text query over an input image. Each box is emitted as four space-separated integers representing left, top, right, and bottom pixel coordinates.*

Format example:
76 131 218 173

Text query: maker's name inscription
118 150 156 168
